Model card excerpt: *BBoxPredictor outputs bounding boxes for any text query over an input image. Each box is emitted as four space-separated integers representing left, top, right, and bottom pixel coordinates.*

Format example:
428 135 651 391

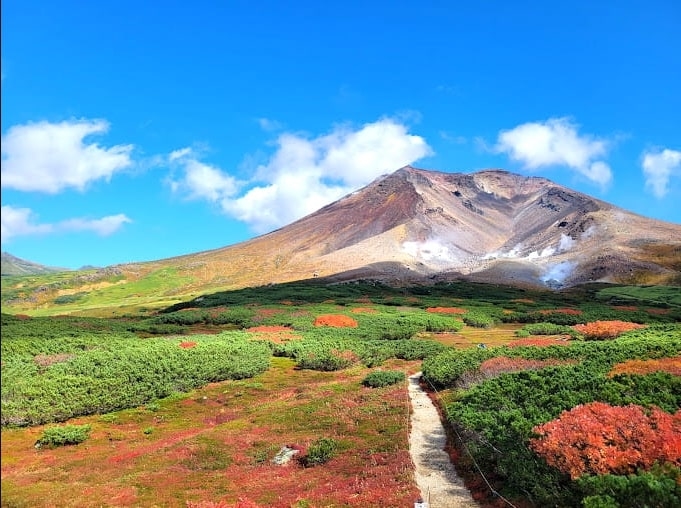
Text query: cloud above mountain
642 148 681 198
494 117 612 187
170 117 433 233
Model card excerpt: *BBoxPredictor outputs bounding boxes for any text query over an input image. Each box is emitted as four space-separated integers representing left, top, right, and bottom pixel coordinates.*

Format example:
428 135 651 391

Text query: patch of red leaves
479 356 576 377
506 338 570 348
313 314 358 328
179 341 198 349
608 356 681 377
646 308 670 315
426 307 467 314
247 325 293 333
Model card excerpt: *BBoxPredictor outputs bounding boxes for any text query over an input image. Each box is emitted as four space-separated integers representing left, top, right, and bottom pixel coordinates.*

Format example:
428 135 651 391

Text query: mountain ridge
3 167 680 311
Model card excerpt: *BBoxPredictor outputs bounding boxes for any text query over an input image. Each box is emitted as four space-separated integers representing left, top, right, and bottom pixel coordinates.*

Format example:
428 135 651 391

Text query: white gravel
408 372 480 507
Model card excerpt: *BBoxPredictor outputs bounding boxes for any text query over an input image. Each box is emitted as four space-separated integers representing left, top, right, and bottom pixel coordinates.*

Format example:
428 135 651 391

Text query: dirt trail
408 372 480 507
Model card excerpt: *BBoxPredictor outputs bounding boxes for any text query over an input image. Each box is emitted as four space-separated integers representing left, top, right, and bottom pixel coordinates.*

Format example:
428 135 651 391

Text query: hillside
2 167 680 315
1 252 69 276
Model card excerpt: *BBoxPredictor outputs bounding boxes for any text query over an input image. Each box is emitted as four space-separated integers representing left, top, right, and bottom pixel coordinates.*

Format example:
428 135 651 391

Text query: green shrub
302 437 338 467
35 424 91 448
362 370 405 388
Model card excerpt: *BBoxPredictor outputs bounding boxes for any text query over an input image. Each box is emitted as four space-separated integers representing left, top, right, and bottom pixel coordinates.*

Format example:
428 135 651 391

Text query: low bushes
35 424 91 448
362 370 405 388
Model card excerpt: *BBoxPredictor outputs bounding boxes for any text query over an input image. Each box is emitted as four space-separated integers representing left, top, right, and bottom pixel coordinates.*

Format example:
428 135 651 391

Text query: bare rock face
147 166 681 289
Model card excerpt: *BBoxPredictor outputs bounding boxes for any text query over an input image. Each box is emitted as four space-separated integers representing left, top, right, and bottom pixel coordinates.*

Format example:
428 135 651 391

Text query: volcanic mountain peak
123 166 680 290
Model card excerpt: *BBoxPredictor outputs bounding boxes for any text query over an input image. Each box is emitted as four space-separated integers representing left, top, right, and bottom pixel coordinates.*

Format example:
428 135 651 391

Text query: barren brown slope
115 166 681 292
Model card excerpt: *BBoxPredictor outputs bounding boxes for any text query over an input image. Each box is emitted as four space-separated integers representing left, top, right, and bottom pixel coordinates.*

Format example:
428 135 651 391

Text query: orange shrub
530 402 681 479
572 320 645 340
426 307 467 314
179 341 197 349
608 356 681 377
313 314 358 328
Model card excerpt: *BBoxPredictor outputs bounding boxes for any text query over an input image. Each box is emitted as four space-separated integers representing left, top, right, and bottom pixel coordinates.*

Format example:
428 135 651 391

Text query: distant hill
1 252 70 276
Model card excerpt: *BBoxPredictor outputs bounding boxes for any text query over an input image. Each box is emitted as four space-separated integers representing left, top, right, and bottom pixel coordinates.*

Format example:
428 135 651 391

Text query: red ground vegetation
479 356 576 377
646 307 670 315
572 320 646 339
608 356 681 377
506 337 570 348
611 305 638 311
313 314 358 327
530 402 681 479
351 307 377 314
179 341 197 349
539 307 582 315
426 307 467 314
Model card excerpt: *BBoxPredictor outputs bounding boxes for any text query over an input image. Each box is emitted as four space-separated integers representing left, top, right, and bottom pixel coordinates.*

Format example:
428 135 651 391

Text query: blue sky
2 0 680 270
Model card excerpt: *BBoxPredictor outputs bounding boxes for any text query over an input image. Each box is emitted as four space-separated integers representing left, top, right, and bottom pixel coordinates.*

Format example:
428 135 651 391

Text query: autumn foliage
506 337 570 348
530 402 681 479
479 356 575 377
179 341 197 349
313 314 358 327
426 307 467 314
608 356 681 377
572 320 645 340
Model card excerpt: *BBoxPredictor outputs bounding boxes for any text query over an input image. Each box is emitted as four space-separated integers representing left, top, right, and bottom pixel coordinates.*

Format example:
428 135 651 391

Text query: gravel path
408 372 479 507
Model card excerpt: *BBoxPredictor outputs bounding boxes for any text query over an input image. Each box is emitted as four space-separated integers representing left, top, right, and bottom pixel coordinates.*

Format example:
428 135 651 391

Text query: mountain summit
158 166 680 289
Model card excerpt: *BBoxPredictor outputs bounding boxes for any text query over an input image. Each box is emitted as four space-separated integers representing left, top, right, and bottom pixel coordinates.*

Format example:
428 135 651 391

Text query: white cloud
642 148 681 198
59 214 132 236
257 118 283 131
1 206 53 242
1 119 133 193
171 118 433 233
1 205 131 242
495 117 612 186
168 148 240 202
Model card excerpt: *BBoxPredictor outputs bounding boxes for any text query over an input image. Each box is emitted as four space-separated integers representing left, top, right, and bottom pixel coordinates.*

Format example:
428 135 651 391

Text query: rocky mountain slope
4 167 680 310
124 166 680 290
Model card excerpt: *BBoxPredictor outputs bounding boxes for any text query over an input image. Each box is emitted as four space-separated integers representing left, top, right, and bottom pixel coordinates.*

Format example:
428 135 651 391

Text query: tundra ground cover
2 280 680 507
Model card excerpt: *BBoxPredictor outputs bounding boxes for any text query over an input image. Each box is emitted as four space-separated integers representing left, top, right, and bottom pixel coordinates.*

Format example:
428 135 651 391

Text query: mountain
122 166 680 290
1 252 70 276
4 167 680 313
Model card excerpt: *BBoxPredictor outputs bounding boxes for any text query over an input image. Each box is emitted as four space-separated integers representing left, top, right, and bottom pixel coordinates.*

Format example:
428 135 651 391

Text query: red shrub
313 314 358 328
572 320 645 340
530 402 681 479
608 356 681 377
179 341 197 349
611 305 638 312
